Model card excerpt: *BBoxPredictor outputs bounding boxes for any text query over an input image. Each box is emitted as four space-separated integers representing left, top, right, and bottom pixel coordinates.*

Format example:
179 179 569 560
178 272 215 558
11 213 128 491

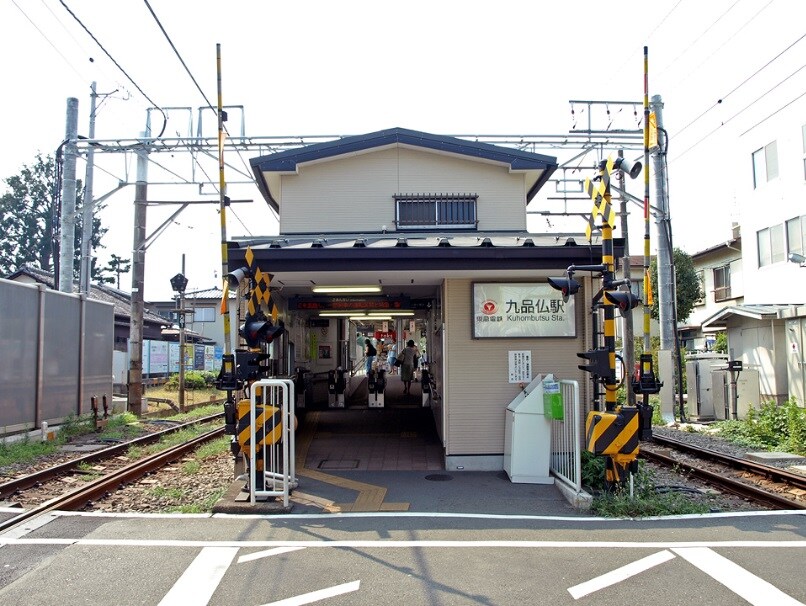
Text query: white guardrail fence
549 380 582 495
248 379 298 506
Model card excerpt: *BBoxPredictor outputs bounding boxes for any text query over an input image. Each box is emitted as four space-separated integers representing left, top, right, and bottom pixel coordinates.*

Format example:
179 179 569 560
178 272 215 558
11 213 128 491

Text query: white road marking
51 508 806 522
260 580 360 606
568 550 674 600
3 538 806 549
158 546 238 606
673 547 805 606
567 550 676 599
238 546 306 563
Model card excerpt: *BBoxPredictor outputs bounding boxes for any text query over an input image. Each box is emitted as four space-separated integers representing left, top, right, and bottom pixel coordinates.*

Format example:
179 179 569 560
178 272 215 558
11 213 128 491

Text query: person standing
365 338 377 375
388 342 397 374
400 339 420 394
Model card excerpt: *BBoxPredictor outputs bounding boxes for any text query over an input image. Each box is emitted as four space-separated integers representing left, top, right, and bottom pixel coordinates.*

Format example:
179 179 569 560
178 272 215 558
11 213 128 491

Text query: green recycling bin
543 379 564 421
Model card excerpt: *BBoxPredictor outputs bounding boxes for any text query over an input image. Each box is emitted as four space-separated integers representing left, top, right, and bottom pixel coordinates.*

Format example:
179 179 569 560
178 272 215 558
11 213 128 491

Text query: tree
649 247 702 323
0 154 108 283
105 253 131 289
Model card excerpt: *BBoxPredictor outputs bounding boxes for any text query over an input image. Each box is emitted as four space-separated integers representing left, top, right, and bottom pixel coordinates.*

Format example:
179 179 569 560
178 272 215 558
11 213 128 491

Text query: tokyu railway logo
481 300 498 315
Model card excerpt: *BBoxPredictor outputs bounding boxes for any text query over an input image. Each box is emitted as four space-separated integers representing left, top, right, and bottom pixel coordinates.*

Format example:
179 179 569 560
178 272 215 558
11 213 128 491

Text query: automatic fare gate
237 378 297 506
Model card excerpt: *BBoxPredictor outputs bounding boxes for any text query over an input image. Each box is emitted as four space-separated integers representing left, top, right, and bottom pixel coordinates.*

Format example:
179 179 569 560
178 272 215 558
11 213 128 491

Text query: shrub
713 398 806 455
165 371 213 391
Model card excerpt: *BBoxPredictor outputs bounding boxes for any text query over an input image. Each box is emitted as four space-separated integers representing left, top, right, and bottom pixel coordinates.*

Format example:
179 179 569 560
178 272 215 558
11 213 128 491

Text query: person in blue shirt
364 338 377 375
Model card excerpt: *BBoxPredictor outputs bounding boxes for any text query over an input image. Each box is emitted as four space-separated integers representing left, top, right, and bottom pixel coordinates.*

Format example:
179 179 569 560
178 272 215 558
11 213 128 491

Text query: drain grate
424 474 453 482
318 459 360 470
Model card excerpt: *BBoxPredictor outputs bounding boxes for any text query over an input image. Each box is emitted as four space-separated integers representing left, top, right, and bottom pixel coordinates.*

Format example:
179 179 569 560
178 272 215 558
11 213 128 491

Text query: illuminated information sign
473 283 576 338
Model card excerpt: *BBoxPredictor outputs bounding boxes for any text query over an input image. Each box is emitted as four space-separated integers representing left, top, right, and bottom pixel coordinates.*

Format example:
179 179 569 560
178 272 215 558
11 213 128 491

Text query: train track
0 418 225 534
641 434 806 511
0 413 224 501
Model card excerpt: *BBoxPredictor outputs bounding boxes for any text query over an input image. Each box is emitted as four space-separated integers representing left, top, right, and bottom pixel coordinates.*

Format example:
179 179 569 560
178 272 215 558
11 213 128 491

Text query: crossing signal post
548 155 657 489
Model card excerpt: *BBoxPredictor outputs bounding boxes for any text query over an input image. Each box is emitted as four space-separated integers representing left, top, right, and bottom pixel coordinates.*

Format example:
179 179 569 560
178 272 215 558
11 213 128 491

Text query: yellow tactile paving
295 410 410 512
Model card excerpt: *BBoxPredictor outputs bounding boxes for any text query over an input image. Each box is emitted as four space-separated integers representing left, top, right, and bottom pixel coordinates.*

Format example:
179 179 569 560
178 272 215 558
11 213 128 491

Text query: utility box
712 367 759 420
503 373 554 484
685 353 727 420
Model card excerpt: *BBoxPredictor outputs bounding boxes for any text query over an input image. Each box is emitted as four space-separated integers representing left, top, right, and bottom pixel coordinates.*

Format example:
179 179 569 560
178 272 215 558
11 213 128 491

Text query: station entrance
278 296 445 473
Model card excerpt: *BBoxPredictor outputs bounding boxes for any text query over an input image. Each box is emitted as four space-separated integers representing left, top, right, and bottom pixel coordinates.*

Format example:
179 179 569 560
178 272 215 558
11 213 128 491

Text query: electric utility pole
80 83 97 295
59 98 79 293
651 94 674 350
128 139 148 416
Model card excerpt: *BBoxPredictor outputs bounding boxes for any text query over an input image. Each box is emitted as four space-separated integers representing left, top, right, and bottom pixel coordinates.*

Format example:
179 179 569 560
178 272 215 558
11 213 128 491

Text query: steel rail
0 426 225 535
650 434 806 490
640 447 805 511
0 413 223 500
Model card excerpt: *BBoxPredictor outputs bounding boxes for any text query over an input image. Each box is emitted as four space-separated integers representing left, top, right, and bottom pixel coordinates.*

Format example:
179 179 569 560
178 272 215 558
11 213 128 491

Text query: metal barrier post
550 380 582 493
248 378 296 507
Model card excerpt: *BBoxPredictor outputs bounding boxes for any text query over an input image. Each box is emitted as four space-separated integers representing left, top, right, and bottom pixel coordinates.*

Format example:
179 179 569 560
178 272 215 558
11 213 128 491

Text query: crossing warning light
240 314 283 349
547 276 581 302
577 349 611 376
603 290 641 315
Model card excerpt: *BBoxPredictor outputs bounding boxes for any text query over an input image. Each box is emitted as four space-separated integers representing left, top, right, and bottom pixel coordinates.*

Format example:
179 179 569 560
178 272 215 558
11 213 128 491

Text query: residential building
690 96 806 407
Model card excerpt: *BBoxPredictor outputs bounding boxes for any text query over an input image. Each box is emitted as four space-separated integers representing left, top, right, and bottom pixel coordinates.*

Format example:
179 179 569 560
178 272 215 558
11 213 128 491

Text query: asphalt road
1 507 805 605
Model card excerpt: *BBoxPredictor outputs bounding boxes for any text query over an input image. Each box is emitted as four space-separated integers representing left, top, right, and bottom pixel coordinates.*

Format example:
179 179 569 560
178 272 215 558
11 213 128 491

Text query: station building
229 127 618 472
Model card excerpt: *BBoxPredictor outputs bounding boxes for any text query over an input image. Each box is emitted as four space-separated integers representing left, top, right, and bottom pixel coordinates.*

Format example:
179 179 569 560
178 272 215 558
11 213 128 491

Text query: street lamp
170 272 189 412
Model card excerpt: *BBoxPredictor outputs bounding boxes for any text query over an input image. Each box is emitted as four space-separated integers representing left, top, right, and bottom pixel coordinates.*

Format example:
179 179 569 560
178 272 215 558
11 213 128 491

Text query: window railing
395 194 478 229
714 285 732 302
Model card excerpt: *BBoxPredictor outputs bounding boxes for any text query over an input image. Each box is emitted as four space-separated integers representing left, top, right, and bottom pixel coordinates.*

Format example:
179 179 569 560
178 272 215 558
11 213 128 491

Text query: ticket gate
367 367 386 407
328 367 347 408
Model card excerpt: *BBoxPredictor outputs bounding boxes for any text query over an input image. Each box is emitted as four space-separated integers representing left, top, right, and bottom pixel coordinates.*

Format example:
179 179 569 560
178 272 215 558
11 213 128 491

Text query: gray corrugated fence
0 278 113 434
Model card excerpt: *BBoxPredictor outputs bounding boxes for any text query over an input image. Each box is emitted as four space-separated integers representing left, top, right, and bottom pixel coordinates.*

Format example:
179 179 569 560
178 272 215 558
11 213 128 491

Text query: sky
1 0 804 300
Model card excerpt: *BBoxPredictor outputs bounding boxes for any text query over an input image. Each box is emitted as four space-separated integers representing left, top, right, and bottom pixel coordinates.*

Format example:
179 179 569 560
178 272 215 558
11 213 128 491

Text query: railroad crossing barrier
245 378 297 506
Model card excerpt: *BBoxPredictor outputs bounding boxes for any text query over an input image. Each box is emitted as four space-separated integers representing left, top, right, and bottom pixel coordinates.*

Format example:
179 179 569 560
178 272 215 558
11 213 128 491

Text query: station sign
472 282 575 338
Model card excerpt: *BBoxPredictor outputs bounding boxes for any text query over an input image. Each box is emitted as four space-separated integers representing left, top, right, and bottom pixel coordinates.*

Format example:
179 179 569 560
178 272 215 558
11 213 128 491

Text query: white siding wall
278 146 527 234
442 278 589 456
738 95 806 305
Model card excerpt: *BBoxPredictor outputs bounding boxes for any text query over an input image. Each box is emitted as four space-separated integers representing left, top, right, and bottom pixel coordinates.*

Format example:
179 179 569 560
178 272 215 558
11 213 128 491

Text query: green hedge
164 370 217 391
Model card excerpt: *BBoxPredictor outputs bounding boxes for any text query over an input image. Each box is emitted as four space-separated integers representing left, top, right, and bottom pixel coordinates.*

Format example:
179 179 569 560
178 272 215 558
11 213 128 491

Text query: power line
655 0 742 80
597 0 686 87
142 0 213 110
58 0 168 138
12 0 88 80
672 63 806 161
740 88 806 136
142 0 253 178
674 30 806 138
665 0 776 100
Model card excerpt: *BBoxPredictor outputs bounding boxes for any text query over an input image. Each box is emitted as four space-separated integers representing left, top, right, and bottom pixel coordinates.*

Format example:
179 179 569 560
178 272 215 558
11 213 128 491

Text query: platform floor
298 374 444 472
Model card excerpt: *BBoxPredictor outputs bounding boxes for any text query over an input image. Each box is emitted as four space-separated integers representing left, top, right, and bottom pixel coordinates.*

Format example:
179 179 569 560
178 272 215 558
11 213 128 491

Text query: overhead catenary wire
142 0 253 178
12 0 88 81
58 0 167 139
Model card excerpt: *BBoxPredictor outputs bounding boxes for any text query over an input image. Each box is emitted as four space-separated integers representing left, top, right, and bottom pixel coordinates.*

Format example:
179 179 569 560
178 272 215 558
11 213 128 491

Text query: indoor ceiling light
311 285 382 294
318 312 355 317
349 315 393 321
368 310 414 316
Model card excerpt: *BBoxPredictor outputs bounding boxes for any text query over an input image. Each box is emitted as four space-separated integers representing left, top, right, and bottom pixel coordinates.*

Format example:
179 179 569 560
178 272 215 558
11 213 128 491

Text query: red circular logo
481 300 497 315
